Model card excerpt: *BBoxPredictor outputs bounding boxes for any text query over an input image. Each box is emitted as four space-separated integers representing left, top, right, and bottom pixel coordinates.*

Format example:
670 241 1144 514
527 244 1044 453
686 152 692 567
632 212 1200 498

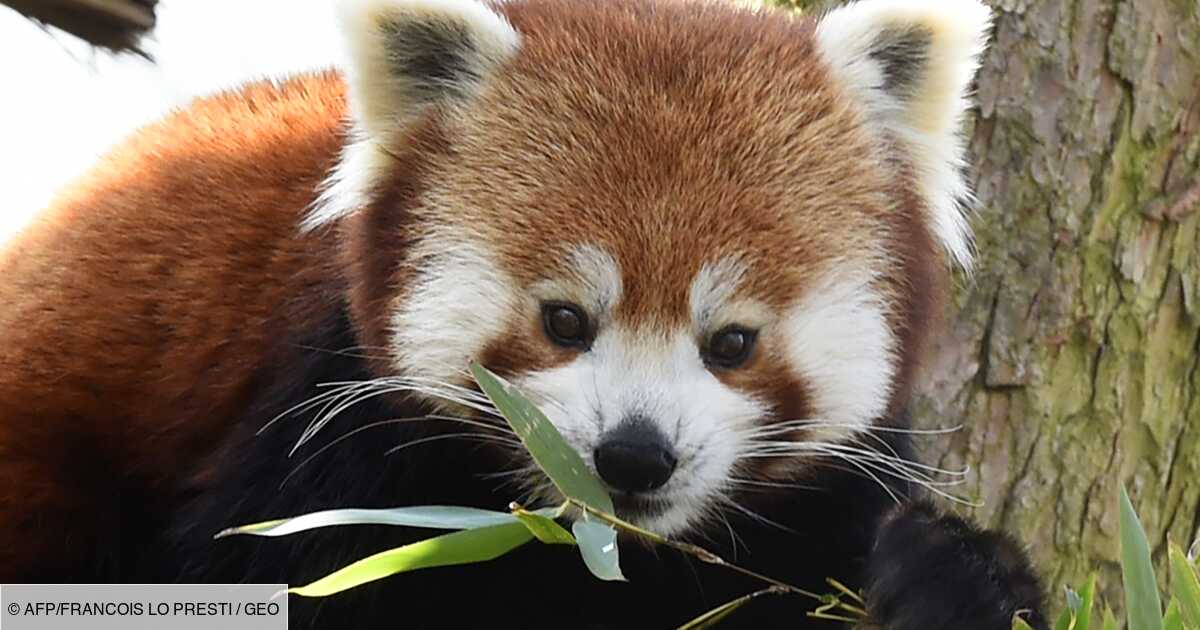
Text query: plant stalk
568 499 868 620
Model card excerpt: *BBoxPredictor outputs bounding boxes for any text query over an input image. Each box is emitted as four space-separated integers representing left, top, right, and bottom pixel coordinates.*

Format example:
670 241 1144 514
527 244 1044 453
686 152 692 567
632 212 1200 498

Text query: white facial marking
390 236 515 390
504 257 770 534
303 128 389 231
515 327 767 535
783 267 896 442
530 244 622 319
392 236 900 535
689 257 770 333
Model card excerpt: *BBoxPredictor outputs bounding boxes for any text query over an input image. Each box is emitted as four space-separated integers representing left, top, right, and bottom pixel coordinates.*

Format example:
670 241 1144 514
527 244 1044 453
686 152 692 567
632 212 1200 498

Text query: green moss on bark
911 0 1200 616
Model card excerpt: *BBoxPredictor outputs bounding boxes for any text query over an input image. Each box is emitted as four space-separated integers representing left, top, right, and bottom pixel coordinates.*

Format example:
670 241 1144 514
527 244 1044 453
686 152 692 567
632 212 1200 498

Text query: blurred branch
765 0 835 13
2 0 158 58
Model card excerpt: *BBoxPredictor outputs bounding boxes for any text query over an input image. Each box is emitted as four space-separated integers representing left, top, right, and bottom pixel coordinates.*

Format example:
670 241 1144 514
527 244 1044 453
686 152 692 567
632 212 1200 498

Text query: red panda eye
542 302 590 349
705 326 757 369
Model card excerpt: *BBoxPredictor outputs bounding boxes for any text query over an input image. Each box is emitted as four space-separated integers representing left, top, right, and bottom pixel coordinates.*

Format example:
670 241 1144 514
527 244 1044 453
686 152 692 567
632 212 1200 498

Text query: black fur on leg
863 501 1047 630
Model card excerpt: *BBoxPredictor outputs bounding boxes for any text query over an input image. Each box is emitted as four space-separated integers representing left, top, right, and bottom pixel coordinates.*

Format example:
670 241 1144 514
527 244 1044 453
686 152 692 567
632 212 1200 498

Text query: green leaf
573 518 625 582
289 522 534 597
470 363 615 515
1067 586 1084 612
512 508 576 545
1120 485 1164 630
216 505 554 538
1077 574 1097 630
1165 599 1183 630
469 364 627 583
1055 606 1077 630
1099 604 1118 628
677 588 779 629
1101 606 1118 630
1047 579 1096 630
1170 543 1200 629
1014 617 1037 630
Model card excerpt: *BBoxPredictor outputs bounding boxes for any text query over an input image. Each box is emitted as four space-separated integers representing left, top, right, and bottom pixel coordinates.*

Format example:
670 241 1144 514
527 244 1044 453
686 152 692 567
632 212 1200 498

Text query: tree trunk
905 0 1200 614
777 0 1200 614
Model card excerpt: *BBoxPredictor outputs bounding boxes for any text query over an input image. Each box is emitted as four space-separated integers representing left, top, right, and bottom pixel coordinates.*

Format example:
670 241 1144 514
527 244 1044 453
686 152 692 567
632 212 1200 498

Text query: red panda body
0 0 1047 628
0 74 348 577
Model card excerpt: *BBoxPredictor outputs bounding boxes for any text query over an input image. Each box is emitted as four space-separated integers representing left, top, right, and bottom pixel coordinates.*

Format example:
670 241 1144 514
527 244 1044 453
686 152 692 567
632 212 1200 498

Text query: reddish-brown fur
0 0 947 578
0 4 1052 627
0 73 348 576
363 0 944 431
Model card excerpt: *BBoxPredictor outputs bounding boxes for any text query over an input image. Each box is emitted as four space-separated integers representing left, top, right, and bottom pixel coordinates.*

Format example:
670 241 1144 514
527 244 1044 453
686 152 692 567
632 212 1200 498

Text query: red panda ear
815 0 992 270
304 0 521 230
337 0 521 138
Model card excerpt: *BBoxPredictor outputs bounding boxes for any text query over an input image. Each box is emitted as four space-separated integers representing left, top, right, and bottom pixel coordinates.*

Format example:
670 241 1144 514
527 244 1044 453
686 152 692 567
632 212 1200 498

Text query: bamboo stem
568 499 869 621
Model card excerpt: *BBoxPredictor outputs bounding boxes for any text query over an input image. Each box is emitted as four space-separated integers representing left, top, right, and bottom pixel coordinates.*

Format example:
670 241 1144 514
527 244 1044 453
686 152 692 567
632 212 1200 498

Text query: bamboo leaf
1170 543 1200 629
1057 584 1082 630
1120 485 1164 630
512 508 576 545
216 505 554 538
1101 606 1118 630
807 593 861 623
289 522 533 597
1077 574 1097 630
1055 606 1076 630
471 363 615 515
1014 617 1037 630
1067 586 1084 613
1165 599 1183 630
678 588 780 630
573 518 625 582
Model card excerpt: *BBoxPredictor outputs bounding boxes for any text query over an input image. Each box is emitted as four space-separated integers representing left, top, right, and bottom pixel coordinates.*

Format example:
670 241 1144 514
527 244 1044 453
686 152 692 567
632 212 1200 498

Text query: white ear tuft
304 0 520 231
816 0 992 270
338 0 520 137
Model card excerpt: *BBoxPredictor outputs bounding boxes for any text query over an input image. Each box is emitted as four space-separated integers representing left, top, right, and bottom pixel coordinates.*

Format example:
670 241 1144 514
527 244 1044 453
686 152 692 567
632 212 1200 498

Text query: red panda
0 0 1046 628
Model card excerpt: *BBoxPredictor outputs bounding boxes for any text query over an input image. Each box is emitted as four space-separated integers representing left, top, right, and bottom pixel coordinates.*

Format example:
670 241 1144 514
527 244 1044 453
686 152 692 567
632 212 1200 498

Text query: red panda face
320 0 991 533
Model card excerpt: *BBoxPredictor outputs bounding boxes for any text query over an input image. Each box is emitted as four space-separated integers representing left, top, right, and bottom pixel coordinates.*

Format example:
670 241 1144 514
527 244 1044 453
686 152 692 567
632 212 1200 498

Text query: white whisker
729 477 821 492
713 492 800 535
742 440 968 478
735 433 980 506
258 381 369 435
280 414 518 487
384 432 524 456
287 376 516 453
740 418 963 438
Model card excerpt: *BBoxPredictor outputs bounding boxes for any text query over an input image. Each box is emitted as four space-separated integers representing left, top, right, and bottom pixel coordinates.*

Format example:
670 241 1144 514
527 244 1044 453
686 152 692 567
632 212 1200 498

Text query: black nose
593 419 677 493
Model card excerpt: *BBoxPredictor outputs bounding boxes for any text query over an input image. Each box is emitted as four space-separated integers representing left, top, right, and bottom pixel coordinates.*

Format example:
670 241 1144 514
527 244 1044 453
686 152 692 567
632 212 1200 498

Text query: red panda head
314 0 991 534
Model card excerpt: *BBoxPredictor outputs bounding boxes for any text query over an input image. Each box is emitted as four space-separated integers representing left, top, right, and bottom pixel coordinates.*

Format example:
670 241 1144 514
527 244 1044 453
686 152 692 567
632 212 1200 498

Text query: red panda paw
861 501 1047 630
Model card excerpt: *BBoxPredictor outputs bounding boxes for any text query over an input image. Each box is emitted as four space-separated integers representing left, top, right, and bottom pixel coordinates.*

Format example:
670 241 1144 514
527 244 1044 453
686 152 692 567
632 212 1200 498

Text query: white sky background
0 0 347 244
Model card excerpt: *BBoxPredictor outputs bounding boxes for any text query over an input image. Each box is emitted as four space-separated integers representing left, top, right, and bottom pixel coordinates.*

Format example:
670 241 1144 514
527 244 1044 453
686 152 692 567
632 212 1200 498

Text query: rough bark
779 0 1200 616
912 0 1200 614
